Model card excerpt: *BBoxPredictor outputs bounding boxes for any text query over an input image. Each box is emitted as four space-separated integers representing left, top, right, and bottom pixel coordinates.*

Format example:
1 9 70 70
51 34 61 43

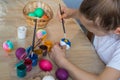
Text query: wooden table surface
0 0 105 80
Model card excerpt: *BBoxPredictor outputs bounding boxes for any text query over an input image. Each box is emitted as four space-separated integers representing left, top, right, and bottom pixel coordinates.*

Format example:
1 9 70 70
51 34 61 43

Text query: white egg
60 40 71 50
42 75 55 80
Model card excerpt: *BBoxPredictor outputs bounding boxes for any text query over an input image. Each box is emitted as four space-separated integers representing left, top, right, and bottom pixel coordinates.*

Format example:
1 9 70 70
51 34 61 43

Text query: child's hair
80 0 120 31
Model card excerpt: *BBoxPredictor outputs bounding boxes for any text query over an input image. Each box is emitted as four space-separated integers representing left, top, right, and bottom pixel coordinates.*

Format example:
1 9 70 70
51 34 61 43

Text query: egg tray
23 1 53 28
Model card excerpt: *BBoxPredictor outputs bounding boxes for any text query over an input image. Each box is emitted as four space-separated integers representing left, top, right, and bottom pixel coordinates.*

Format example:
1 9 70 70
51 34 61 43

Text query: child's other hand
49 42 66 67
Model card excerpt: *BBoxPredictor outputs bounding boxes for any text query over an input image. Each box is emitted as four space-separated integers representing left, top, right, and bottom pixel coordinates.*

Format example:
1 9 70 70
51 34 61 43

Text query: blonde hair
80 0 120 31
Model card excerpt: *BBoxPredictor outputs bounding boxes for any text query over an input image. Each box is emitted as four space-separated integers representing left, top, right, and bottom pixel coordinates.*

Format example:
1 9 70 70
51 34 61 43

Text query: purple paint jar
15 47 27 60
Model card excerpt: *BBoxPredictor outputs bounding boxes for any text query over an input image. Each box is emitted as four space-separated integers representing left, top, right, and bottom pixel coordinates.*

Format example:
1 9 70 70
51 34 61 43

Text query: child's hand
58 6 77 19
49 42 67 67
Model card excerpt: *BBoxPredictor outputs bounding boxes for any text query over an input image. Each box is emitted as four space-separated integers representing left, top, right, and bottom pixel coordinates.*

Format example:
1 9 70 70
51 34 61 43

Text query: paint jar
44 40 53 52
39 45 48 57
29 53 38 66
15 47 27 60
17 26 27 39
26 46 32 56
16 61 26 78
24 58 32 72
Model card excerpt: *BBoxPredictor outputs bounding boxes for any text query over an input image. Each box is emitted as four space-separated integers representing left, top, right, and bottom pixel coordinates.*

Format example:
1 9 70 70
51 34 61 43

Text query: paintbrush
32 19 37 52
34 38 42 49
59 4 66 38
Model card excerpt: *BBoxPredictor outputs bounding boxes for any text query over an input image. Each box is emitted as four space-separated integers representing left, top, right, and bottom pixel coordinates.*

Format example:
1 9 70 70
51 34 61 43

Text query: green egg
28 12 36 17
34 8 44 18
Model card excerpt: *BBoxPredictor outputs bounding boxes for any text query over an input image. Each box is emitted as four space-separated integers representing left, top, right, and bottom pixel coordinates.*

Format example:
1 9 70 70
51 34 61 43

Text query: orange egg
42 14 48 19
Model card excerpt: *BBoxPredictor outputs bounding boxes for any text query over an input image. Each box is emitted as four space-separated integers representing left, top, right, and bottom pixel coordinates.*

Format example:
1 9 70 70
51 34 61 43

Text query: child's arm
49 44 120 80
61 58 120 80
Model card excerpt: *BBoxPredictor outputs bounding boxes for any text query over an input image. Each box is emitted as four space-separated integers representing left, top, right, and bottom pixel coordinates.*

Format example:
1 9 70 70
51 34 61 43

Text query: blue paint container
29 53 38 66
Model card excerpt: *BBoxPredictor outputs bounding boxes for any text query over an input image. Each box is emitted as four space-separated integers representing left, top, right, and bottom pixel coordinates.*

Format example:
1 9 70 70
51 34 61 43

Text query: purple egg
15 48 26 60
56 68 69 80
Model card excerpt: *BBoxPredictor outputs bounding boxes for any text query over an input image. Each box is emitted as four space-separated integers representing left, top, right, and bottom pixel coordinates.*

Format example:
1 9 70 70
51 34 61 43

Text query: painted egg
39 59 52 72
15 47 27 60
3 40 14 52
28 12 36 17
56 68 69 80
36 29 47 39
34 8 44 18
42 14 48 19
42 75 55 80
60 38 71 50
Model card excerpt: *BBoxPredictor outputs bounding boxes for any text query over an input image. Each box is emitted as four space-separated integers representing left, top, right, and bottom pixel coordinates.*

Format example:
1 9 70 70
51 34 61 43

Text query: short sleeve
107 49 120 71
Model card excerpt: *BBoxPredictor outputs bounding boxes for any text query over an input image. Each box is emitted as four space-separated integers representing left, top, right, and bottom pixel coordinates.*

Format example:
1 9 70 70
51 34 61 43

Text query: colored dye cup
24 58 32 72
44 40 53 52
17 26 27 39
26 46 32 56
16 63 26 78
39 45 48 56
15 48 27 60
29 53 38 66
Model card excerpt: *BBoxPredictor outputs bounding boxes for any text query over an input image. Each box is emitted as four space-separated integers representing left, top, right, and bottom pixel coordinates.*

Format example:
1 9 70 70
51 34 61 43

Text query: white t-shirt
93 34 120 71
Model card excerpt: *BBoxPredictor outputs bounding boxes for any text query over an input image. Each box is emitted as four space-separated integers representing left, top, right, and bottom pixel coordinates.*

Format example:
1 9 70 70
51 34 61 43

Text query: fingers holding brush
58 5 76 19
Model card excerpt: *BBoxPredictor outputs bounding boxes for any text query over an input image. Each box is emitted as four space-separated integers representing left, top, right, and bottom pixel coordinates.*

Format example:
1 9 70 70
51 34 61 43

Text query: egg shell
3 40 14 52
39 59 52 72
42 14 48 19
60 38 71 50
56 68 69 80
34 8 44 18
36 29 47 39
28 12 36 17
42 75 55 80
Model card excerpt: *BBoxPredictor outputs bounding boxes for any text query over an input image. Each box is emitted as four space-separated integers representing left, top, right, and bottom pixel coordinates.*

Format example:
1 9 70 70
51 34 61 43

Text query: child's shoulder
95 34 120 41
94 34 120 51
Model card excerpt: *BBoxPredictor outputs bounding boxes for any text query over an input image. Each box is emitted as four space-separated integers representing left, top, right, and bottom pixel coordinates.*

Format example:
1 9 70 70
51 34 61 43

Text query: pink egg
3 40 14 52
36 29 47 39
39 59 52 72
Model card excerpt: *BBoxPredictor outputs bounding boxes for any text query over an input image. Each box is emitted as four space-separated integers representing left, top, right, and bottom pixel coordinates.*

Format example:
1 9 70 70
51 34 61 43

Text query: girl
49 0 120 80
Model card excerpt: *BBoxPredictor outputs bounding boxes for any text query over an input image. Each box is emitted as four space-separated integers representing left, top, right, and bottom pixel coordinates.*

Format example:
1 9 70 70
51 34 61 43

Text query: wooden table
0 0 105 80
